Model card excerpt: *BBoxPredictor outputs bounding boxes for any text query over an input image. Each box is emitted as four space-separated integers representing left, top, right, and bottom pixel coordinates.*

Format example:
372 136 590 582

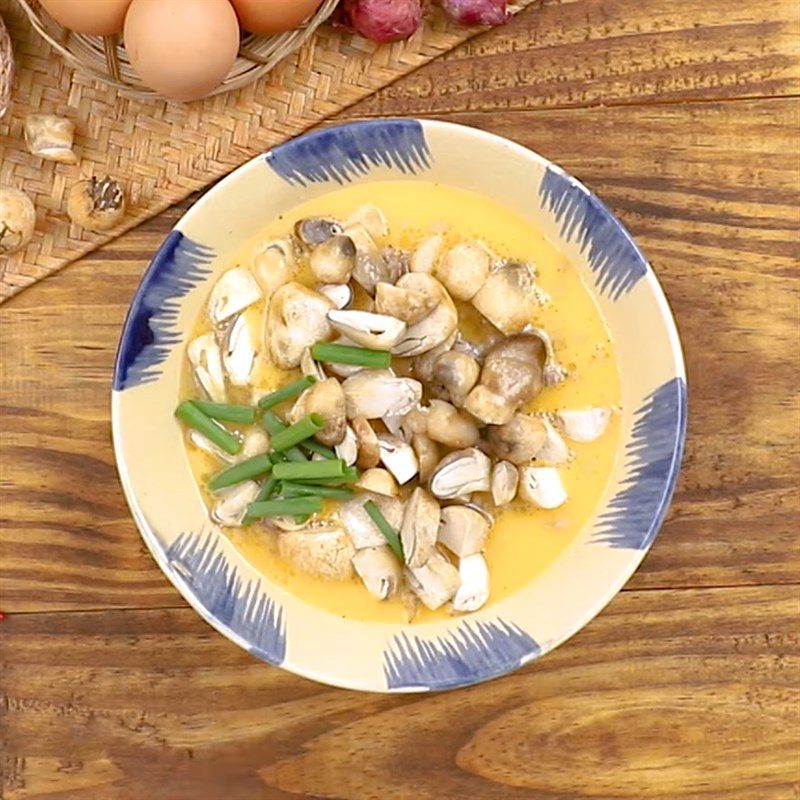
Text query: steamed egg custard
176 181 621 624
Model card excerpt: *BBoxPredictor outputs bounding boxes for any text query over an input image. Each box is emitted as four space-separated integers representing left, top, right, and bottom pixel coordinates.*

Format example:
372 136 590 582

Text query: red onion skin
438 0 509 25
342 0 423 43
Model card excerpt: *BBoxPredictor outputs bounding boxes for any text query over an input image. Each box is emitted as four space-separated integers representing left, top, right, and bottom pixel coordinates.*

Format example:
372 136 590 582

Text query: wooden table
2 2 799 797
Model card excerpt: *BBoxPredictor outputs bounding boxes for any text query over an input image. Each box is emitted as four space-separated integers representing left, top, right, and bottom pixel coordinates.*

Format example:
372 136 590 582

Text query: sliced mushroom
518 465 568 509
536 415 571 465
353 546 402 600
406 550 460 611
491 460 519 506
211 481 260 527
452 554 490 613
344 203 388 240
342 369 423 419
335 425 359 466
427 399 480 449
383 414 405 439
278 525 355 580
558 407 612 442
391 275 458 357
429 448 492 500
300 346 326 382
437 506 489 557
266 282 333 369
289 377 347 446
327 309 407 350
378 433 419 485
356 468 399 497
222 311 258 386
486 413 548 464
410 233 444 274
207 267 262 326
471 261 538 335
430 351 480 406
317 283 353 310
295 217 342 247
411 433 440 482
309 235 356 284
341 491 404 549
352 417 381 468
374 281 439 325
523 325 568 386
437 242 491 301
188 430 235 464
400 487 440 568
253 238 294 297
187 333 226 402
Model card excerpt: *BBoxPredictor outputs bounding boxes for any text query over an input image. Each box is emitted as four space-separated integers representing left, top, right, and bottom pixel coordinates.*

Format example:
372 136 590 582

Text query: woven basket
14 0 340 100
0 12 13 119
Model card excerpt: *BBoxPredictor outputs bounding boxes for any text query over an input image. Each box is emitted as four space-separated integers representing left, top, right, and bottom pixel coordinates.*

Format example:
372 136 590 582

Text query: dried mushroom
67 176 125 232
24 114 77 163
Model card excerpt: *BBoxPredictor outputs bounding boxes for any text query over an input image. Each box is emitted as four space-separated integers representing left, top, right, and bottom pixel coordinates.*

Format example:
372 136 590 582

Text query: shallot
342 0 423 43
438 0 509 26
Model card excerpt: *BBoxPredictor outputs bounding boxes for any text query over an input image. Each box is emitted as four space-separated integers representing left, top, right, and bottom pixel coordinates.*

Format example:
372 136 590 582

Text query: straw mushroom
356 468 399 497
427 399 480 449
406 550 460 611
353 546 402 600
289 377 347 446
411 433 440 482
295 217 342 247
334 425 359 466
208 266 262 326
187 332 226 402
491 460 519 506
486 413 548 464
374 280 439 325
437 506 489 558
341 492 404 549
344 204 388 240
352 416 381 469
211 481 260 527
391 275 458 357
278 525 356 580
536 415 571 465
317 283 353 309
437 242 490 301
410 233 444 274
342 369 422 419
24 114 77 163
309 234 356 284
471 261 538 334
558 407 612 442
253 238 294 297
222 311 259 386
377 433 419 485
67 176 125 232
327 309 407 350
400 487 440 568
0 187 36 255
518 465 568 509
429 350 480 406
452 554 490 613
429 448 492 500
266 282 333 368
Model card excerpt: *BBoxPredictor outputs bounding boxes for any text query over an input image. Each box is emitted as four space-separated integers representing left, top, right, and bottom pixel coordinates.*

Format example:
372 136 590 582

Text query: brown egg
39 0 132 35
124 0 240 101
230 0 324 35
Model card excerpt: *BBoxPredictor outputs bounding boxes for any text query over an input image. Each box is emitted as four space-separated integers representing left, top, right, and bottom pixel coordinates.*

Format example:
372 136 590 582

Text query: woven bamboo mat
0 0 534 301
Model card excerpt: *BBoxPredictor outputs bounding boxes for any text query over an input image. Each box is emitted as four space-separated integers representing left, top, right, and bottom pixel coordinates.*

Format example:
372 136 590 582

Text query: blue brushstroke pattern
539 165 647 300
266 119 431 186
114 231 214 391
166 531 286 665
594 376 688 550
384 619 540 691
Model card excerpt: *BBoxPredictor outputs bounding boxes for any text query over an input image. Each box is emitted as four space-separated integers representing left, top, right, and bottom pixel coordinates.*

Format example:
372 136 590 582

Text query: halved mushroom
327 309 407 350
427 399 480 449
211 481 260 527
430 351 480 406
401 407 429 439
410 233 444 274
335 425 359 466
348 227 408 295
253 238 294 297
356 467 399 497
391 275 458 357
471 261 539 335
278 525 355 580
340 491 404 549
289 377 347 446
464 334 546 425
377 433 419 485
317 283 353 310
437 506 489 557
188 430 235 464
374 281 439 325
238 427 270 461
207 267 262 326
222 310 258 386
412 331 457 383
429 448 492 500
188 333 226 402
344 204 388 240
491 460 519 506
400 487 440 568
518 465 568 509
452 331 501 362
309 235 356 284
300 346 326 382
382 414 405 438
437 242 491 301
352 416 381 468
342 369 422 419
452 554 490 613
406 550 460 611
536 415 571 465
353 546 402 600
411 433 440 482
486 413 548 464
295 217 342 247
558 407 612 442
523 325 568 386
266 282 333 369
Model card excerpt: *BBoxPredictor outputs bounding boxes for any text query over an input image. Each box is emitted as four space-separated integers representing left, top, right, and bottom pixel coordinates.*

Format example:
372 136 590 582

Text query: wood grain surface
1 0 799 797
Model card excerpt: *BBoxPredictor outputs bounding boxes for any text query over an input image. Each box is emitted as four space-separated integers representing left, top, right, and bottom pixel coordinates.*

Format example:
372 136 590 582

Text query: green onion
301 439 337 460
294 466 360 485
364 500 404 560
272 459 345 481
175 401 241 456
242 477 279 523
257 376 316 410
190 401 256 425
270 414 324 452
261 412 308 462
245 496 323 519
311 342 391 368
281 481 354 500
208 453 272 491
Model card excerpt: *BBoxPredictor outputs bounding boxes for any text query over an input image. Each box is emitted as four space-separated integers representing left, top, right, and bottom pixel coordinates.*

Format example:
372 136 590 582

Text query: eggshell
39 0 132 35
124 0 240 101
230 0 324 35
